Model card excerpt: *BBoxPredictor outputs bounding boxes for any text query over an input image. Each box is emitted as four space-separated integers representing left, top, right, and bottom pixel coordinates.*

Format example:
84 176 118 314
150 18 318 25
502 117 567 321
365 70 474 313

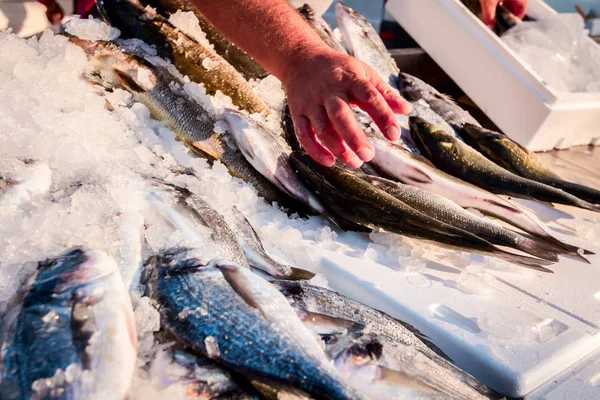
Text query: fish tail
287 267 316 281
547 179 600 205
516 241 559 262
493 249 555 273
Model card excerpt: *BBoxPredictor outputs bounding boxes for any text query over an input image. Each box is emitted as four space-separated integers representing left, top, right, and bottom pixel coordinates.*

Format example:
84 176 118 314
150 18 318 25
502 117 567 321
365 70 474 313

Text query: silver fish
142 249 364 400
227 206 315 280
151 347 262 399
275 281 500 399
70 37 289 207
324 333 492 400
299 3 348 54
335 2 398 88
146 180 249 268
223 109 327 215
0 248 137 400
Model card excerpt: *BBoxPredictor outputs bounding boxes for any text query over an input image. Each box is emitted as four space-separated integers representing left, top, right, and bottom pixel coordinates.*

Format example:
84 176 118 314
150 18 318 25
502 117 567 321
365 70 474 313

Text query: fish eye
321 335 338 345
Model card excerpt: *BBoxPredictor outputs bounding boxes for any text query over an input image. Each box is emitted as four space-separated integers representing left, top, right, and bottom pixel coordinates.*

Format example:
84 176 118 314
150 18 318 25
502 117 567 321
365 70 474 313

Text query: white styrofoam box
312 198 600 398
385 0 600 151
526 347 600 399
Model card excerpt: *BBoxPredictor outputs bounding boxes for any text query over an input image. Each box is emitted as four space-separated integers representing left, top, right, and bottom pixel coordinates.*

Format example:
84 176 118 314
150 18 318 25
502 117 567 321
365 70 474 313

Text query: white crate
386 0 600 151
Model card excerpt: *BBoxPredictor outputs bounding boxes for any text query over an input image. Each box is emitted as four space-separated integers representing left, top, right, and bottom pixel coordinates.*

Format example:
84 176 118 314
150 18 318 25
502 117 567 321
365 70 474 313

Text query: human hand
282 48 412 168
45 2 65 24
479 0 527 27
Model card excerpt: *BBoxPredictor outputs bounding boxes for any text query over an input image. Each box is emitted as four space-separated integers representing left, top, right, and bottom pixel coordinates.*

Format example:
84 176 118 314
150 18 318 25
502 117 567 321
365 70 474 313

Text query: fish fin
516 238 560 262
113 69 144 93
494 250 555 273
397 323 452 362
232 206 266 252
217 263 267 317
186 140 220 161
404 165 434 184
584 249 595 255
287 267 316 281
377 366 441 393
483 198 521 213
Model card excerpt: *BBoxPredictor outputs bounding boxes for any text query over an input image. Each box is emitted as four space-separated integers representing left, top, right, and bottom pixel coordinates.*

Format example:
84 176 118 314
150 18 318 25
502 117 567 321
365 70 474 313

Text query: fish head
34 248 117 294
141 248 207 288
297 3 316 20
335 2 369 55
396 74 424 102
409 116 457 160
460 124 527 162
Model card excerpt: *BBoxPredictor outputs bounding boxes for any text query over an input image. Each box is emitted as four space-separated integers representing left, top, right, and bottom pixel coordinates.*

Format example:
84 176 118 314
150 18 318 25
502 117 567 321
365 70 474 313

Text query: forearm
190 0 331 82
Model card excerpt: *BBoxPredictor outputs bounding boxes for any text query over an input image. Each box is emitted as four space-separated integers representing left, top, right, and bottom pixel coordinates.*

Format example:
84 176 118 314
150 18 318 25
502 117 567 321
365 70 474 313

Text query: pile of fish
2 0 600 398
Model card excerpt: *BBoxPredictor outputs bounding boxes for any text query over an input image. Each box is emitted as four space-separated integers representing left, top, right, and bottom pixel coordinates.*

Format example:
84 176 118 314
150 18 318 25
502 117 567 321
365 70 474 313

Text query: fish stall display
1 1 600 399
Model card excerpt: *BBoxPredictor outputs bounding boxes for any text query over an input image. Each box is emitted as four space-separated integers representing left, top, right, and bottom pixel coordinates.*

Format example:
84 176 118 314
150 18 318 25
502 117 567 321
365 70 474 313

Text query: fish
223 109 327 215
460 124 600 206
142 248 364 400
323 333 494 400
363 175 559 262
0 248 137 400
146 180 249 268
71 38 287 206
396 73 480 131
275 281 498 398
282 103 302 152
334 2 462 141
367 134 586 256
151 347 263 399
290 151 554 272
298 4 348 54
227 206 316 280
139 0 268 80
410 117 600 213
96 0 268 114
335 2 399 88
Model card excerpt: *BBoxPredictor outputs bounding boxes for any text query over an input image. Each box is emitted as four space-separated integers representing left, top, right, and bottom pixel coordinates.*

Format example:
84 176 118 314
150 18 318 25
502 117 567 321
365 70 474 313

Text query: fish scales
140 0 268 80
143 249 364 400
96 0 268 114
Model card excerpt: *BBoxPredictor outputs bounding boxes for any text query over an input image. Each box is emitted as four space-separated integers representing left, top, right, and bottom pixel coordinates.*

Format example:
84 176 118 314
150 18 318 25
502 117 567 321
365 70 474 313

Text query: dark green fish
142 249 364 400
290 151 554 272
460 124 600 206
362 175 560 262
96 0 268 113
139 0 268 80
410 117 600 213
367 133 588 257
0 248 137 400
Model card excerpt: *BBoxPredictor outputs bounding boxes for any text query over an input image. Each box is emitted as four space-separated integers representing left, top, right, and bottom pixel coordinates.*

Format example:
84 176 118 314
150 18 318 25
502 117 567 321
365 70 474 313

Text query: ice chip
64 16 120 41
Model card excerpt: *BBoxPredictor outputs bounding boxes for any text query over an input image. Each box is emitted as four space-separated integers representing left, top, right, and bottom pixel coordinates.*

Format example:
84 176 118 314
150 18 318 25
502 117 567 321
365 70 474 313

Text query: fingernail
356 147 374 162
386 126 400 141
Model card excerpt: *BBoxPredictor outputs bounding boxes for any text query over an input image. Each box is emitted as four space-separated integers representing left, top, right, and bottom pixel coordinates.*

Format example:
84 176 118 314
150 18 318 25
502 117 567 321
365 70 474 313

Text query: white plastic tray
308 198 600 398
385 0 600 151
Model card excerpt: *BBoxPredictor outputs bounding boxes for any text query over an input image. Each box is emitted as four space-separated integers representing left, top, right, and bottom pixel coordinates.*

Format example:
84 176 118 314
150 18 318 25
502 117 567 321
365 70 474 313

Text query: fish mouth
36 248 117 292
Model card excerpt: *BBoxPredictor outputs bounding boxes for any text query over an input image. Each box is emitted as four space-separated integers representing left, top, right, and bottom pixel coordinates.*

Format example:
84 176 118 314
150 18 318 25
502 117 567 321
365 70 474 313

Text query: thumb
480 0 500 27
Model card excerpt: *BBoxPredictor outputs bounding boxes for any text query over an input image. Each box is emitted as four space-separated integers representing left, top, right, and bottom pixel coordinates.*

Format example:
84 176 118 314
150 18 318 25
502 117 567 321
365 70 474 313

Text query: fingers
309 107 363 168
369 73 413 115
292 114 335 167
480 0 500 27
351 80 401 141
324 96 374 163
504 0 527 19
